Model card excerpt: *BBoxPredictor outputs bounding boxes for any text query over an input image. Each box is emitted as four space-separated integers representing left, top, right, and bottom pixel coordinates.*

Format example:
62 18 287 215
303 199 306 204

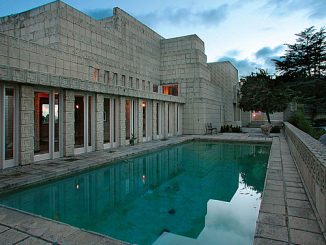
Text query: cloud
255 45 284 60
217 56 260 77
86 8 113 20
266 0 326 20
218 45 285 76
138 4 229 27
226 49 241 56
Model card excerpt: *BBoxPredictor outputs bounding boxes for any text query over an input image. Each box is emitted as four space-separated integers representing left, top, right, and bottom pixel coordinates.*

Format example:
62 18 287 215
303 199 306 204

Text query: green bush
220 125 241 133
313 128 326 139
289 111 324 139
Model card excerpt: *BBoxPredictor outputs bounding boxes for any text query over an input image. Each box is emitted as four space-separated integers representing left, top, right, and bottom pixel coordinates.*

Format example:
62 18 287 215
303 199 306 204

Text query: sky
0 0 325 76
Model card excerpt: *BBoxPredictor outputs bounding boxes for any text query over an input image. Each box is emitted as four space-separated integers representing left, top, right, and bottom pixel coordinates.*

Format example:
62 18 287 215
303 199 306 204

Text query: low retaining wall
284 122 326 232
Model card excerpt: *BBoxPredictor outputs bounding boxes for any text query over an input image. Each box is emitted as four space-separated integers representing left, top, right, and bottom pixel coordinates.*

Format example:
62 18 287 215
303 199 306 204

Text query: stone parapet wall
284 122 326 231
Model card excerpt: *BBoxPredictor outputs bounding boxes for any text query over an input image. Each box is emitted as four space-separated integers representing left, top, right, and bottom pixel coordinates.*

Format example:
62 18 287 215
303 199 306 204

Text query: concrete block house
0 1 239 169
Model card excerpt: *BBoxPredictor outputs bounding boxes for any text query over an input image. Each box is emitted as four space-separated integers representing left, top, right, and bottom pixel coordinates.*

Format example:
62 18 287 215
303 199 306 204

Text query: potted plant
129 133 137 146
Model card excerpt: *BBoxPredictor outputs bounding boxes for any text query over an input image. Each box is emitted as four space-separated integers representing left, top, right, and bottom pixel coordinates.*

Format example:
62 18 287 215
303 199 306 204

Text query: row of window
89 66 179 96
0 84 181 169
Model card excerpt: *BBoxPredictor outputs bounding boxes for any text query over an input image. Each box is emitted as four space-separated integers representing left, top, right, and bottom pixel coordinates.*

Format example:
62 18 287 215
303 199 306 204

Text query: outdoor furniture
261 124 273 137
205 123 218 134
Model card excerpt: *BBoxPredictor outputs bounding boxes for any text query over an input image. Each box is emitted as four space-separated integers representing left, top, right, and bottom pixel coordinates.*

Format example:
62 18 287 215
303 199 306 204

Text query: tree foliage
274 26 326 114
239 69 291 123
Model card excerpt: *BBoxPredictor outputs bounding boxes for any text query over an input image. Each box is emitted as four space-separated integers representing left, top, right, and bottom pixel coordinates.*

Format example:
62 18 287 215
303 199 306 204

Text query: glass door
34 91 61 161
1 85 17 169
103 98 111 148
74 95 93 154
34 92 50 161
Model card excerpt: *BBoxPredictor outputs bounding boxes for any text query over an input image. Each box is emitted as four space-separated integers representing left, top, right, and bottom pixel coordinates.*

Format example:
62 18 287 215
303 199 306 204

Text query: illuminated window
162 84 178 96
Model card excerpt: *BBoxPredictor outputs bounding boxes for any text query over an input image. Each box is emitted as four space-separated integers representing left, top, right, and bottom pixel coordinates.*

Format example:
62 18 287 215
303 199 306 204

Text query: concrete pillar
148 100 152 141
174 103 178 136
63 90 74 156
179 104 183 135
164 102 168 138
119 97 126 146
95 94 103 150
138 99 143 142
152 101 157 140
19 85 34 165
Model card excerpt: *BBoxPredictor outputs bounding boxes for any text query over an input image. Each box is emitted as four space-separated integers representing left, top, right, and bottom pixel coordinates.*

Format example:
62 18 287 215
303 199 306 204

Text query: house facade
0 1 239 169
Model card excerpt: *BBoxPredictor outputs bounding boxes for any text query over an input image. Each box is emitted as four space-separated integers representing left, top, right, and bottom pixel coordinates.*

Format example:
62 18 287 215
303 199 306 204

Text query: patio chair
205 123 218 134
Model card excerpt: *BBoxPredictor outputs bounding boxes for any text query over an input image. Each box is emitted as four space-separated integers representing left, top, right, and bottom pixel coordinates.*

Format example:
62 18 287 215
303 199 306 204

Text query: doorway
34 91 60 161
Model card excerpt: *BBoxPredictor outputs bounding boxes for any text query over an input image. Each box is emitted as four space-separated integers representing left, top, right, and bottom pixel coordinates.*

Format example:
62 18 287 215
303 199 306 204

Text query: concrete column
164 102 168 138
119 97 126 146
174 103 178 136
19 85 34 165
179 104 183 135
138 99 143 142
63 90 74 156
148 100 152 141
95 94 103 150
152 101 157 140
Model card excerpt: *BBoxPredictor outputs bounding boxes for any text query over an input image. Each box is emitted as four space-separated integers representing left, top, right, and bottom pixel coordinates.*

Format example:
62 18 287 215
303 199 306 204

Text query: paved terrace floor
0 132 324 245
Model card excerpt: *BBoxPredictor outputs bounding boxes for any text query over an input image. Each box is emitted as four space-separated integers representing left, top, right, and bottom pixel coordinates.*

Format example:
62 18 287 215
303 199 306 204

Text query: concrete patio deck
0 132 324 244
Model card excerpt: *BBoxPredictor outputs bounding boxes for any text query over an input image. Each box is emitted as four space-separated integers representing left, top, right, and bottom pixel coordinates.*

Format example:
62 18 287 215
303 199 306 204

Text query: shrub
289 111 324 139
313 128 326 139
220 125 241 133
232 126 241 133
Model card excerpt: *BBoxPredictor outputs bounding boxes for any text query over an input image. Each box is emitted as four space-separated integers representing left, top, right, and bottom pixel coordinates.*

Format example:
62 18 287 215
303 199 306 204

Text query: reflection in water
0 141 270 245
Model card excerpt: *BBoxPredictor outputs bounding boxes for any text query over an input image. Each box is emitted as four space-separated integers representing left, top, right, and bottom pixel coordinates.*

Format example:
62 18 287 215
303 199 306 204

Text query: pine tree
274 26 326 119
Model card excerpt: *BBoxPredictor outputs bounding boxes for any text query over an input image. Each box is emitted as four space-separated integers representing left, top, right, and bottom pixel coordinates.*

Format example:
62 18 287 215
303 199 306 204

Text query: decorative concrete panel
284 122 326 231
19 85 34 165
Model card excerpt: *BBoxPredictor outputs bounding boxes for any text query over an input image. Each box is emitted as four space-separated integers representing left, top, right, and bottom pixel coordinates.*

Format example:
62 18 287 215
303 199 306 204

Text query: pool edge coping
0 133 274 244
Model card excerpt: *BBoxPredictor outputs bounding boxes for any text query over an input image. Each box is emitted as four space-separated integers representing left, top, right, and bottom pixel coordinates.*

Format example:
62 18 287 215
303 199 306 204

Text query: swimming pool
0 141 270 245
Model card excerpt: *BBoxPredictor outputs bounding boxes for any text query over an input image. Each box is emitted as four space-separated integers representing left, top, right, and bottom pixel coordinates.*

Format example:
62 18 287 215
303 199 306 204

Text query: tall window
136 79 140 89
90 67 99 82
153 84 158 93
142 80 145 90
74 96 84 148
104 71 110 84
129 77 133 88
113 73 118 85
162 84 178 96
5 88 15 160
122 75 126 86
1 85 17 169
104 98 110 143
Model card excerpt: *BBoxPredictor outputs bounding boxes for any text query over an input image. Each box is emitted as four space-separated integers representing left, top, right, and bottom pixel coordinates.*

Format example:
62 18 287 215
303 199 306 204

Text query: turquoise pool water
0 141 270 245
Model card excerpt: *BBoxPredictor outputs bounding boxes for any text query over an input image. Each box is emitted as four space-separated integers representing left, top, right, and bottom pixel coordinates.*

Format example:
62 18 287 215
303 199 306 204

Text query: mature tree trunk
266 111 271 124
